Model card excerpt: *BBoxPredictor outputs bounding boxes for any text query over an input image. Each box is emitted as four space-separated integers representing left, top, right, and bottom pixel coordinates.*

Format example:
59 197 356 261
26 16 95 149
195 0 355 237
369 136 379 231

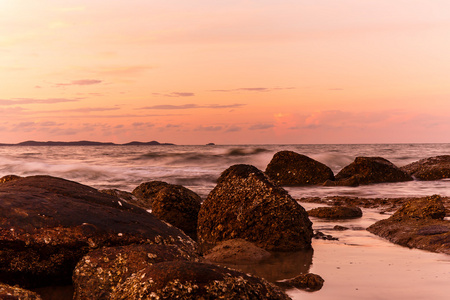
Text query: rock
73 244 199 300
0 174 21 183
390 195 446 221
335 157 412 184
99 189 139 206
333 225 349 231
131 181 172 209
400 155 450 180
197 164 313 252
204 239 271 264
0 283 42 300
276 273 324 291
367 195 450 255
265 151 334 185
307 206 363 219
152 185 202 240
109 261 291 300
313 231 338 241
0 175 196 288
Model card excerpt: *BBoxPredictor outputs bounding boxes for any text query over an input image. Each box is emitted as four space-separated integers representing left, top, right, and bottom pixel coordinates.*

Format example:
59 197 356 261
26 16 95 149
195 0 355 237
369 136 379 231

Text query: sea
1 143 450 299
0 143 449 198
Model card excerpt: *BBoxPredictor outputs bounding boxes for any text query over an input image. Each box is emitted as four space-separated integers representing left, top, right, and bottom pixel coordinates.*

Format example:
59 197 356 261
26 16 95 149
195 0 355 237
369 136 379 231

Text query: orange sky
1 0 450 144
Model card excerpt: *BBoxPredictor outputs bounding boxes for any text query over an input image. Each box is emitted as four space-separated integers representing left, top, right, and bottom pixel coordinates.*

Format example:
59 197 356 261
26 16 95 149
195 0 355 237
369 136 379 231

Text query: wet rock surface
335 156 413 184
152 185 202 240
367 195 450 255
276 273 324 291
73 244 199 300
0 174 21 183
109 261 291 300
0 283 42 300
0 175 195 288
203 239 271 264
265 151 334 186
400 155 450 180
307 206 363 219
197 164 313 252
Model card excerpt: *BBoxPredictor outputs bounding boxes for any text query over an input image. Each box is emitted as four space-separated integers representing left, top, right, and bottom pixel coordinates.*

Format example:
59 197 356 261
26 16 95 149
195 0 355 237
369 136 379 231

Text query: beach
1 143 449 299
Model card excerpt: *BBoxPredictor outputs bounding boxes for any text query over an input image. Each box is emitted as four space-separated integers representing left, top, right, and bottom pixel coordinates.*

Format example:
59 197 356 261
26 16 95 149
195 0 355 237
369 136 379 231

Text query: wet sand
292 204 450 300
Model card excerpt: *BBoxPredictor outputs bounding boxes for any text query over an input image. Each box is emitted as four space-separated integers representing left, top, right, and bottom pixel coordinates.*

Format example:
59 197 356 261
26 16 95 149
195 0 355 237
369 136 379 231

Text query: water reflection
215 249 313 282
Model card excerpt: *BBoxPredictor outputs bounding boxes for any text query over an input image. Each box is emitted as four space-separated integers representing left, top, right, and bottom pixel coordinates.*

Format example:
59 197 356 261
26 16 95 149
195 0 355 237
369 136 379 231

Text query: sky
1 0 450 145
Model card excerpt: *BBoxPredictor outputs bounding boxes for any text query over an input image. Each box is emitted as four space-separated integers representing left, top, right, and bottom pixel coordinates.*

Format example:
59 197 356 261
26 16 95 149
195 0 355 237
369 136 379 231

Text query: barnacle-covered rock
132 181 201 240
73 244 199 300
368 195 450 255
0 175 196 288
109 261 291 300
197 164 313 252
0 283 42 300
265 151 334 186
335 157 412 184
400 155 450 180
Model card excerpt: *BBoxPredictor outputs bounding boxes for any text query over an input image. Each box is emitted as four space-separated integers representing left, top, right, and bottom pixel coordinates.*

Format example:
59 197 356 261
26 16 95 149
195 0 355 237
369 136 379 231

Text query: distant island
0 140 175 146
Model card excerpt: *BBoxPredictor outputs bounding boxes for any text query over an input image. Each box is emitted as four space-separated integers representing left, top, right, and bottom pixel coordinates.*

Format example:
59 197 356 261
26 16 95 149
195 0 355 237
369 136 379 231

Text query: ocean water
0 143 449 198
1 143 450 299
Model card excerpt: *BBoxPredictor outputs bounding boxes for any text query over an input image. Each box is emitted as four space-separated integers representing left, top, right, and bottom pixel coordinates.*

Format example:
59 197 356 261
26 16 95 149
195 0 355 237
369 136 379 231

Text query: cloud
56 79 103 86
0 98 80 105
225 125 243 132
152 92 195 97
141 103 245 110
249 123 275 130
194 125 223 132
210 87 295 92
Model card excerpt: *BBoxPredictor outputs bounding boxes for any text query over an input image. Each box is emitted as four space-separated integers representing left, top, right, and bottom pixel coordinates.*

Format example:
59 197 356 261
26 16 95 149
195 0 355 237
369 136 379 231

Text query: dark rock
308 206 363 219
400 155 450 180
152 185 202 240
333 225 349 231
204 239 271 264
368 195 450 255
265 151 334 185
109 261 291 300
276 273 324 291
0 175 21 183
73 244 199 300
335 156 413 184
99 189 140 206
0 283 42 300
197 164 313 252
313 231 338 241
131 181 171 209
0 175 196 288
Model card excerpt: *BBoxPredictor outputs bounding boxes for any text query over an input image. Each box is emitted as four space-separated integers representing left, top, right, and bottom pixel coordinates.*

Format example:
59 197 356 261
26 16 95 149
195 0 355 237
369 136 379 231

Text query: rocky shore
1 151 449 299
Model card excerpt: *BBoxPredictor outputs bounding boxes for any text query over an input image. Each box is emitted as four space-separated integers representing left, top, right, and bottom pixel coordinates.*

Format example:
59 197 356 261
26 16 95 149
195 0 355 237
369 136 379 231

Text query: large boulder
0 175 196 288
131 181 172 209
265 151 334 185
73 244 199 300
335 156 412 184
197 164 313 252
307 206 362 219
400 155 450 180
367 195 450 255
109 261 291 300
152 185 202 240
